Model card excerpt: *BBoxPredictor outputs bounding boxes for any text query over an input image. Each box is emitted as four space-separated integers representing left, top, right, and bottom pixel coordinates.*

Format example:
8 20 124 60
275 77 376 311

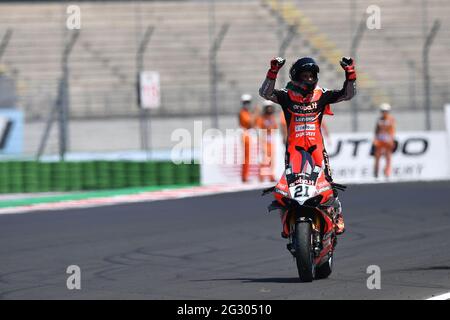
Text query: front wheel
294 222 315 282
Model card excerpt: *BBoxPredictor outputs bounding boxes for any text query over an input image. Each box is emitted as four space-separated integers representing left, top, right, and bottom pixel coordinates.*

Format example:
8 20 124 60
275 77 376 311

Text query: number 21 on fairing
293 185 310 198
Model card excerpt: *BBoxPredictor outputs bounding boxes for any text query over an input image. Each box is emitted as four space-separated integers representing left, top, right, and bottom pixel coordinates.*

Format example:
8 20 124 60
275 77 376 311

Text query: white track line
427 292 450 300
0 183 274 216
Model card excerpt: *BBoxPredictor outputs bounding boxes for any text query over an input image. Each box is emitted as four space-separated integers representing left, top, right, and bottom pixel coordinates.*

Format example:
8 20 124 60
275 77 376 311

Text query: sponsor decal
275 188 288 197
295 124 316 132
317 180 329 189
292 102 318 112
317 186 332 193
289 178 315 186
277 183 288 190
200 130 449 185
328 137 431 158
295 131 316 138
295 116 317 122
326 132 449 182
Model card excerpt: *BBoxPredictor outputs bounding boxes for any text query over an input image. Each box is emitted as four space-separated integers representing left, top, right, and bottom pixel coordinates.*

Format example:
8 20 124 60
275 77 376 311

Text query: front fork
286 212 322 258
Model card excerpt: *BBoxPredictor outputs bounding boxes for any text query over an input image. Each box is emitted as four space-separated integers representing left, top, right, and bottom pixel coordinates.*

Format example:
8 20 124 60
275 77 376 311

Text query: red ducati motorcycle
263 146 346 282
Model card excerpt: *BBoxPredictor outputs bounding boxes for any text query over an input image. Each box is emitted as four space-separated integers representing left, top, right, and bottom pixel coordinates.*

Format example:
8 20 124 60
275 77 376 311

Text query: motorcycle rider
259 56 357 235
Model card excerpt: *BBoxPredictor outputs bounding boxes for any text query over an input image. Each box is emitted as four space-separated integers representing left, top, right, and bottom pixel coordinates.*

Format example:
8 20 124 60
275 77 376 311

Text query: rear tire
315 255 333 279
294 222 315 282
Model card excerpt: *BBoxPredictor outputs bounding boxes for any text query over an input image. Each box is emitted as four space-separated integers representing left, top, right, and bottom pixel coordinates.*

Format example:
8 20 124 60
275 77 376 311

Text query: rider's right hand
267 57 286 80
270 57 286 72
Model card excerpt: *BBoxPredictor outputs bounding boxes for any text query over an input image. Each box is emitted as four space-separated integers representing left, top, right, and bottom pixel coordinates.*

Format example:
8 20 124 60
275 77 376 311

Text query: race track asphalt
1 181 449 299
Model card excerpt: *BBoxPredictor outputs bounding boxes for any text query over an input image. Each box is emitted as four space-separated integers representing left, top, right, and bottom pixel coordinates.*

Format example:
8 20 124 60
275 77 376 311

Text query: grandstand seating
0 0 448 120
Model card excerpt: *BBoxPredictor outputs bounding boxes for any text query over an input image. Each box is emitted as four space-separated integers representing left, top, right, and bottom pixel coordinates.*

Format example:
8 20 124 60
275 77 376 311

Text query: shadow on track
191 277 304 284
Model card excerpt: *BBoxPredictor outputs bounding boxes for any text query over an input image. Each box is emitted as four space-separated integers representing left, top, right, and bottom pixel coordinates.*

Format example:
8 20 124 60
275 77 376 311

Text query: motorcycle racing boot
335 213 345 235
333 198 345 235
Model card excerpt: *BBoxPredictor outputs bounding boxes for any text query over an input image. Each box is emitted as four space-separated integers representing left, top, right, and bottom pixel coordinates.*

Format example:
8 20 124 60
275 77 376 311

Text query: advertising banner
0 109 23 154
139 71 161 109
200 130 285 185
325 131 449 183
200 130 449 185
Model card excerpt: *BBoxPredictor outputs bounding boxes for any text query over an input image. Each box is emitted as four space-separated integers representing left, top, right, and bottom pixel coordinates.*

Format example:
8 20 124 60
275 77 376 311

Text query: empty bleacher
0 0 448 121
288 0 450 110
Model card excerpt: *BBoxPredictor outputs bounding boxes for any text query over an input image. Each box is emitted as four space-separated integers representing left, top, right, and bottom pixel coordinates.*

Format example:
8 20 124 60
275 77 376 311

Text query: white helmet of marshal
241 94 252 102
379 103 392 112
262 100 274 107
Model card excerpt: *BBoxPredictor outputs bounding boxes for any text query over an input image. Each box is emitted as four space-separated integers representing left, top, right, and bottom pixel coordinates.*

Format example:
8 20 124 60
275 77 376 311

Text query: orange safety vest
239 108 254 130
375 114 395 142
256 114 278 130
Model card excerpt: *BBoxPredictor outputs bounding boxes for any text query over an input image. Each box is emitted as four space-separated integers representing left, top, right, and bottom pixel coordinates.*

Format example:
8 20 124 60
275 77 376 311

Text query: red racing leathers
259 57 356 236
259 75 356 182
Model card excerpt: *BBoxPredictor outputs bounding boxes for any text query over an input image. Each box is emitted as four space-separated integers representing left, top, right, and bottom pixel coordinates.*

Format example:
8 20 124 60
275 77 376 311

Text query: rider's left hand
340 57 356 81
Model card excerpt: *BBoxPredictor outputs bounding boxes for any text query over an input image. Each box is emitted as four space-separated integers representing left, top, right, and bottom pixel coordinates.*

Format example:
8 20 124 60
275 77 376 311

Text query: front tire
294 222 315 282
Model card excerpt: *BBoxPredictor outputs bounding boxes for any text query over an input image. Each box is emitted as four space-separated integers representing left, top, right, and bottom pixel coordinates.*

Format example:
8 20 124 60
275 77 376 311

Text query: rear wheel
294 222 315 282
315 255 333 279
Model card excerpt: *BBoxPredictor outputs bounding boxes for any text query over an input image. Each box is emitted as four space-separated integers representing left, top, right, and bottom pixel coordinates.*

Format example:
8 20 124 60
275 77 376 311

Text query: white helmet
262 100 274 107
379 103 391 112
241 94 252 102
262 100 275 114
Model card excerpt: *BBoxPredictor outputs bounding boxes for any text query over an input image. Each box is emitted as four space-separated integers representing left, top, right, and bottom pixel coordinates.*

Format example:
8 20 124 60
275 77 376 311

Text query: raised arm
259 57 286 103
322 57 357 104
